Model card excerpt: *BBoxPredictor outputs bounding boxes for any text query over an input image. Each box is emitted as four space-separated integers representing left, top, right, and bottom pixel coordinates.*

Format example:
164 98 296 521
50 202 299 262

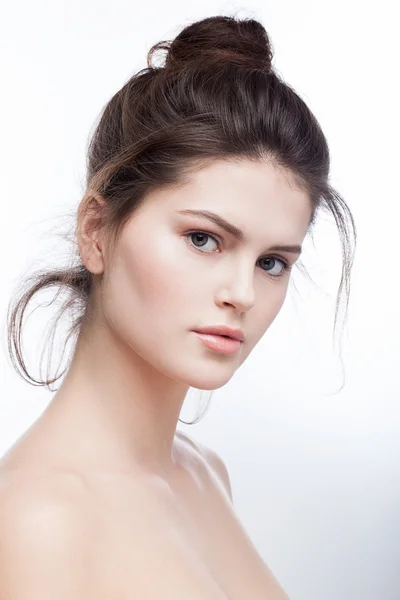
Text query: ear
76 192 108 276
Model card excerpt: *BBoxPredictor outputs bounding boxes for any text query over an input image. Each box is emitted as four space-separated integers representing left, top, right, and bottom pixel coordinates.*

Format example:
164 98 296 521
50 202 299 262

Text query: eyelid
184 228 222 246
184 229 293 280
184 228 289 262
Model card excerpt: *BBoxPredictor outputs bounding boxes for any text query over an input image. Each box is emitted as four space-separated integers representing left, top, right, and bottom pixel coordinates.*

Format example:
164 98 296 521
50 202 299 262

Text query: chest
92 473 289 600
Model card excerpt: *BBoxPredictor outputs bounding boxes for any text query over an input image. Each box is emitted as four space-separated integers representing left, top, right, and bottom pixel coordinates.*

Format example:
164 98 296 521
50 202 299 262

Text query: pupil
194 233 207 246
262 258 274 268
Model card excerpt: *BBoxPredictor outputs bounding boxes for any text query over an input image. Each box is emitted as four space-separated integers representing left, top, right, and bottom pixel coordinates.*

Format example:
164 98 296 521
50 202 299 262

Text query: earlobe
79 236 105 276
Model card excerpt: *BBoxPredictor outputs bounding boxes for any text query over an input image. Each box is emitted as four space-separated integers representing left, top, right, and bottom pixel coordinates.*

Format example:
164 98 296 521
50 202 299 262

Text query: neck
40 317 190 475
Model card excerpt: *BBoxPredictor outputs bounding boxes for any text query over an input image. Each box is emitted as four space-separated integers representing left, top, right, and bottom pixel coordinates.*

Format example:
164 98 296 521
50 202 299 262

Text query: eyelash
184 230 292 279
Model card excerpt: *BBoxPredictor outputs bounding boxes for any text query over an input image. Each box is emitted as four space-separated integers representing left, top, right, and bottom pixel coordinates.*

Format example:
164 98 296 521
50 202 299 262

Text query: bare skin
1 159 311 598
0 425 289 599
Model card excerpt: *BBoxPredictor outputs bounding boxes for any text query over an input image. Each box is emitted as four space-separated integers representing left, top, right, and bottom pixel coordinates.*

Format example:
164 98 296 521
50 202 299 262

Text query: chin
184 366 238 391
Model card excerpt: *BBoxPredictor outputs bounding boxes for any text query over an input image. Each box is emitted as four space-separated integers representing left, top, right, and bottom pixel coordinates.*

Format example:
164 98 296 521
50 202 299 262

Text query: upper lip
193 325 245 342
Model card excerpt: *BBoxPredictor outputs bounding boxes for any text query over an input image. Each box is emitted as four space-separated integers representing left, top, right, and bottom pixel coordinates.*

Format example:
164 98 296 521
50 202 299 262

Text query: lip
193 332 242 354
192 325 245 342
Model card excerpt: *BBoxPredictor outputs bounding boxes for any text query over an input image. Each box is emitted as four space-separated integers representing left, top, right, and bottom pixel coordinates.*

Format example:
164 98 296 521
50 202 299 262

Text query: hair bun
148 16 274 73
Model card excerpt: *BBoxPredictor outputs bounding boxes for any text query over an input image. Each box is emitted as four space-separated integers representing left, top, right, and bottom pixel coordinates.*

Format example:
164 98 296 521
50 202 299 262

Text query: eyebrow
176 209 303 255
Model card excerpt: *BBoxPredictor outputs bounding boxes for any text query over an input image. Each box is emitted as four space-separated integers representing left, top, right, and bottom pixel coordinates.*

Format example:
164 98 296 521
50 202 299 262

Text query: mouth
192 331 242 354
192 326 245 342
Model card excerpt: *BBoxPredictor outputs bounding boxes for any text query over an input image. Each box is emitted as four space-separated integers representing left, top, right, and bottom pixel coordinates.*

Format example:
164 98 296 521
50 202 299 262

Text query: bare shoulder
0 473 104 599
176 430 233 503
0 477 83 551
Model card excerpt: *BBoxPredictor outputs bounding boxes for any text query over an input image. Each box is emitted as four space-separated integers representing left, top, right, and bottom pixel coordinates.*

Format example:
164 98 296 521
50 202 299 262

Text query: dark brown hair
5 15 356 422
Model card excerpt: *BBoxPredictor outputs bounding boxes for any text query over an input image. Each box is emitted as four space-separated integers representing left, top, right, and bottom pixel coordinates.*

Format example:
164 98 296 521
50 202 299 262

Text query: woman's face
98 159 312 390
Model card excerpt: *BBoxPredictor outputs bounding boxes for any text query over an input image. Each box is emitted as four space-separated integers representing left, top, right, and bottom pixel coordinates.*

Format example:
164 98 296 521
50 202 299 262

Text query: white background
1 1 399 599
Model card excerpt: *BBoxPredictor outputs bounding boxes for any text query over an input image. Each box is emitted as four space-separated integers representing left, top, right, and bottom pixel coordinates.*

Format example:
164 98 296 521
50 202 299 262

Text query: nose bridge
216 255 256 311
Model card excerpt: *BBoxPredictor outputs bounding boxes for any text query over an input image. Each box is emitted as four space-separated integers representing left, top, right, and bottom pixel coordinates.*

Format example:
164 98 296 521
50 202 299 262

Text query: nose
215 267 256 313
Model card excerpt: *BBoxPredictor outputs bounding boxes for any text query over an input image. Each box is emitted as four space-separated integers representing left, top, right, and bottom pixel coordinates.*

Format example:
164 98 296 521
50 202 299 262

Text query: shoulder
0 472 88 546
0 473 99 597
176 431 233 503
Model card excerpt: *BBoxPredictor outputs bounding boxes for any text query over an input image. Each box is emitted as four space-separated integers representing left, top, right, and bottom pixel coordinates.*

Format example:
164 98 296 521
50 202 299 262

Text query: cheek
127 240 193 307
244 286 289 347
263 285 289 325
102 233 193 340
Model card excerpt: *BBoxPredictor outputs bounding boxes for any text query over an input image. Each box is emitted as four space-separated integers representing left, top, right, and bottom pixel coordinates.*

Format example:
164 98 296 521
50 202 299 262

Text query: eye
258 256 290 278
186 231 219 253
185 230 292 279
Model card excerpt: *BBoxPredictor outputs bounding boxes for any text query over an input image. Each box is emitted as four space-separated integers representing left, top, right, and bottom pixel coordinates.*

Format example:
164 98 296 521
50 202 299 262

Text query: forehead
143 158 312 238
183 158 308 204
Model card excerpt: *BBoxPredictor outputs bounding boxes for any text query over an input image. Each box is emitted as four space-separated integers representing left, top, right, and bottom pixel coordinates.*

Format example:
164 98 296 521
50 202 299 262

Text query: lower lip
193 332 242 354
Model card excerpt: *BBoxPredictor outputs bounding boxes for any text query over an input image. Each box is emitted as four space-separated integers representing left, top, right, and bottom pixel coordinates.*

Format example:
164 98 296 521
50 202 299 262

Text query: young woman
0 15 356 600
